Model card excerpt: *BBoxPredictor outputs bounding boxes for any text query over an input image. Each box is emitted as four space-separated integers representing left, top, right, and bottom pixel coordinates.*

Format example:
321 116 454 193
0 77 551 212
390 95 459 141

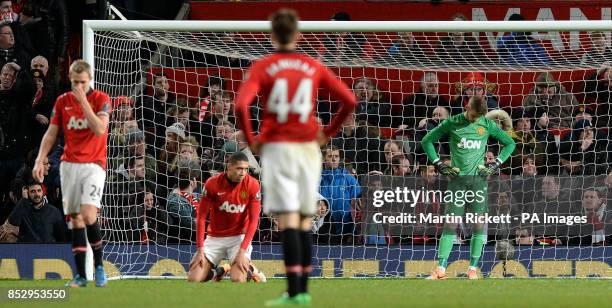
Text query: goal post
84 19 612 279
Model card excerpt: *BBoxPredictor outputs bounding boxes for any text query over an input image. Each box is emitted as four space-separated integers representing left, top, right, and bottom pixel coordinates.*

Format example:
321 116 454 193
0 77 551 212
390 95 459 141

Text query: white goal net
86 20 612 279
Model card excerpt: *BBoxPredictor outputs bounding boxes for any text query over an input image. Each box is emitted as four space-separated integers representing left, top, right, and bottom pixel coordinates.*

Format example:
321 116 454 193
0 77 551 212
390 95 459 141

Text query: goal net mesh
93 26 612 279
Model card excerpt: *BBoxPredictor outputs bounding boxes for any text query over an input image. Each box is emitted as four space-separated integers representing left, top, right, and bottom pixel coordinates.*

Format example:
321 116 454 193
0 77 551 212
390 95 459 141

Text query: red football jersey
50 89 112 169
196 173 261 249
235 52 356 144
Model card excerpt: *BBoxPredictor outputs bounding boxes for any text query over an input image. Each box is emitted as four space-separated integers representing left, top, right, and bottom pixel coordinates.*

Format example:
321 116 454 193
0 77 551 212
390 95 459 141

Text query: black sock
72 228 87 278
86 221 104 268
299 230 313 293
282 229 302 297
204 269 215 282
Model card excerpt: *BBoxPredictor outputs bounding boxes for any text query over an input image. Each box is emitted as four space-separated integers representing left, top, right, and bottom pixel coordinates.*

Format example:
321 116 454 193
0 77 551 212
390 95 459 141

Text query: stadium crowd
0 9 610 248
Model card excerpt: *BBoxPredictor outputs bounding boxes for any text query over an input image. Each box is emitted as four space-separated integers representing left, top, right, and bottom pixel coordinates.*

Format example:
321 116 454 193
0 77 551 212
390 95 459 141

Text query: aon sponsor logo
219 201 246 213
457 138 482 150
67 116 88 130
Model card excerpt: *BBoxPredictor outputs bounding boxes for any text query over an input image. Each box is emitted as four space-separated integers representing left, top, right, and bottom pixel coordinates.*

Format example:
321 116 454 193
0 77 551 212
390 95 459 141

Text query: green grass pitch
0 279 610 307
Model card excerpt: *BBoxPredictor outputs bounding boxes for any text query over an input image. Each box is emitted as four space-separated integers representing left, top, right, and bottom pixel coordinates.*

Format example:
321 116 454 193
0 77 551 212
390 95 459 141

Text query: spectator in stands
137 73 176 153
507 117 550 175
233 130 261 175
514 227 535 245
523 72 578 129
1 1 34 59
332 113 382 174
388 32 429 65
497 13 550 66
489 190 515 240
169 136 200 176
111 128 156 183
580 187 610 245
382 140 404 174
0 181 65 243
581 31 612 66
29 67 48 137
141 184 168 244
108 96 136 154
213 120 234 151
198 76 225 122
158 122 186 176
0 1 18 23
17 0 69 85
0 24 29 68
30 54 47 75
167 159 201 242
0 62 34 198
388 154 412 176
112 95 134 123
510 155 538 205
0 178 25 224
397 72 449 129
320 145 362 243
435 13 485 66
353 77 392 128
14 147 60 207
104 156 146 242
559 119 608 175
312 192 331 237
521 154 538 177
450 72 498 115
584 62 612 128
527 176 576 243
320 12 368 63
412 106 450 164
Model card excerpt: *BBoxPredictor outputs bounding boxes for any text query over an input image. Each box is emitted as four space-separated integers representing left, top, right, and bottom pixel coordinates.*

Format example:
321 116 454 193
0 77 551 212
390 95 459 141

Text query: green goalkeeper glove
433 159 459 176
478 159 503 177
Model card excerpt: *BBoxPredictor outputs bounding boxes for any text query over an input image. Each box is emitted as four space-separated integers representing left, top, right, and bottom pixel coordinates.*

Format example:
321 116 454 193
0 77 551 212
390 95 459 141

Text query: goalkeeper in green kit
421 96 515 280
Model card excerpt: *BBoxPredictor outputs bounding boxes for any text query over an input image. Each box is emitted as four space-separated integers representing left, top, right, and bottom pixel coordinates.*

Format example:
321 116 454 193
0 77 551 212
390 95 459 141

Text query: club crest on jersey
67 116 88 130
457 137 482 150
477 127 485 135
240 190 247 200
219 201 246 213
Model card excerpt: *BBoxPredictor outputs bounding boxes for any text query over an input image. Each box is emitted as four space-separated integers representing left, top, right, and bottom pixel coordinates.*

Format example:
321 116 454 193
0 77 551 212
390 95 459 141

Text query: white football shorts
260 141 322 216
60 161 106 214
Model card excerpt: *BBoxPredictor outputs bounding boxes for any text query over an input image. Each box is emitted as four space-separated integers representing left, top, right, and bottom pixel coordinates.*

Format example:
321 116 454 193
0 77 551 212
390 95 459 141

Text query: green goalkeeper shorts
444 176 488 216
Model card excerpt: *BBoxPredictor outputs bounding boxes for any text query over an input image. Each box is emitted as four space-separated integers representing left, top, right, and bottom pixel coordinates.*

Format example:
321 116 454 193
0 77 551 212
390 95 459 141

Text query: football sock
282 229 302 297
300 230 313 293
86 221 104 268
470 230 486 268
437 228 456 270
72 228 87 278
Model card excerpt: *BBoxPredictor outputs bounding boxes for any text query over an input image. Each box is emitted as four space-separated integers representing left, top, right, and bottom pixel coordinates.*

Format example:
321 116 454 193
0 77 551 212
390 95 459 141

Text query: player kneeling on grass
421 96 515 280
188 152 265 283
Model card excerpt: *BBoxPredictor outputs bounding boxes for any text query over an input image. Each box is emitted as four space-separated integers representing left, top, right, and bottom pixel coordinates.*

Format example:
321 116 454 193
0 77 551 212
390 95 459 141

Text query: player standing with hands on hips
235 8 357 306
421 95 515 280
32 60 112 287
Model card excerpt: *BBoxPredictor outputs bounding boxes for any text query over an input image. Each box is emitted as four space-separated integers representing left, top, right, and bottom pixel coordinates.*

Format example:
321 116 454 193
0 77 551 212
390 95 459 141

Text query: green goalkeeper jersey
421 113 516 176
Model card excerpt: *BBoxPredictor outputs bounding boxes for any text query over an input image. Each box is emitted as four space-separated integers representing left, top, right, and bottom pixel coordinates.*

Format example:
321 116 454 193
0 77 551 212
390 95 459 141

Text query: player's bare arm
32 124 60 182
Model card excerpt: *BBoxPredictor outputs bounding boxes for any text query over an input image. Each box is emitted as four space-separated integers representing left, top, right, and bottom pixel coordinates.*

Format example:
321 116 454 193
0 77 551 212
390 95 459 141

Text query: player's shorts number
89 185 102 199
267 78 313 123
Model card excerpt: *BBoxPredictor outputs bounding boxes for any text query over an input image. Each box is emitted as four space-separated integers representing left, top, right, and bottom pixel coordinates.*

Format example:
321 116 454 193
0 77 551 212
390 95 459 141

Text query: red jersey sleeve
94 91 112 116
319 66 357 138
235 64 262 146
50 95 63 126
196 179 214 249
240 179 262 250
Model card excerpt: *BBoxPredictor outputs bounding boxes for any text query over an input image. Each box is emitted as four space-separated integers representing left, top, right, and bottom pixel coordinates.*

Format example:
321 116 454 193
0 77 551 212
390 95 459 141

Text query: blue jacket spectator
497 14 550 66
320 146 361 237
